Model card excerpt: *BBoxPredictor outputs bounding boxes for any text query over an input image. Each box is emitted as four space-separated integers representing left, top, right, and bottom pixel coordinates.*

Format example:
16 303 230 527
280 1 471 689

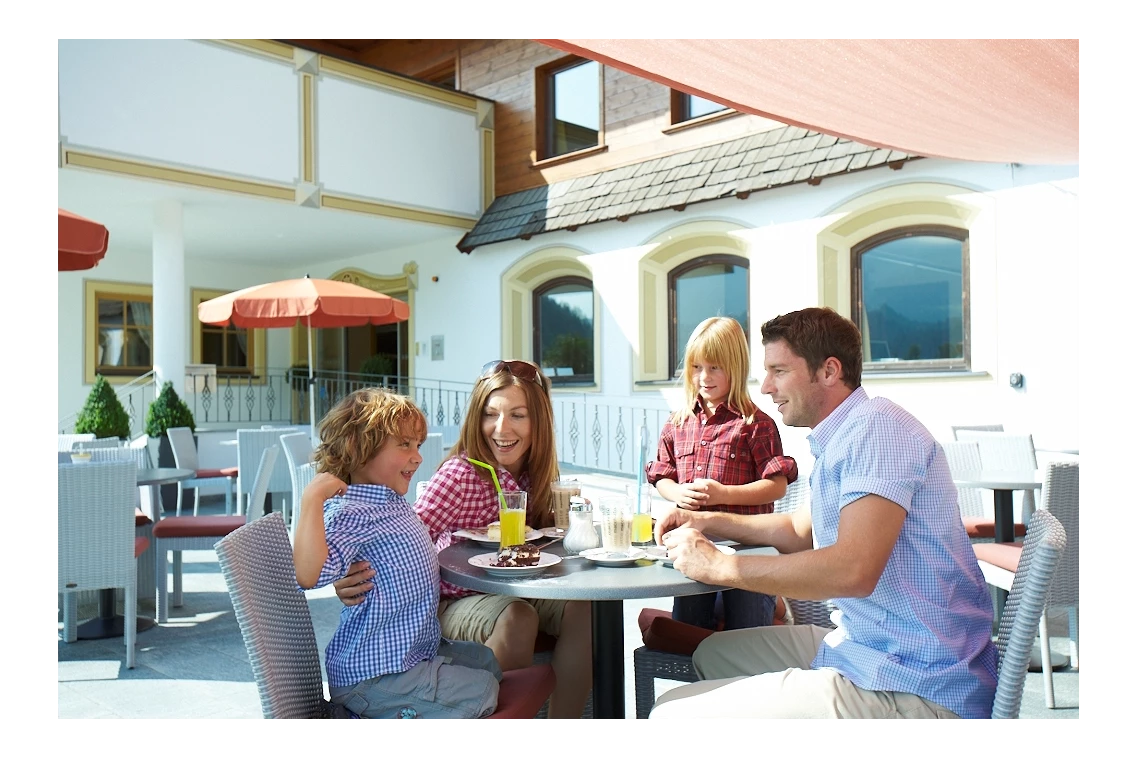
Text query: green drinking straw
468 457 507 510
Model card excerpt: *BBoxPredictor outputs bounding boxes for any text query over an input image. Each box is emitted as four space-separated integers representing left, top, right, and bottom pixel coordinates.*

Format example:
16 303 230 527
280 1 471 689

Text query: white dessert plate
657 543 736 567
454 527 542 544
468 552 561 577
579 547 649 567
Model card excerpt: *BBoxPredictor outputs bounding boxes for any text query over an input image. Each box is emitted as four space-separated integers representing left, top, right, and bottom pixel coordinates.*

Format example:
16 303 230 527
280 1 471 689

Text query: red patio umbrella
59 208 110 271
198 275 411 436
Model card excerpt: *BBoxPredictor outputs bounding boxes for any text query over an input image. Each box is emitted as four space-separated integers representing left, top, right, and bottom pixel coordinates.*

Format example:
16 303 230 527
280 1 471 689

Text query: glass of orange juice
498 491 528 548
628 483 655 546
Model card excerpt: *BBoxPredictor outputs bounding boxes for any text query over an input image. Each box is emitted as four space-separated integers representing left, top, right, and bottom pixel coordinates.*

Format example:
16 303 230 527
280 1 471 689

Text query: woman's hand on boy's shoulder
333 560 375 607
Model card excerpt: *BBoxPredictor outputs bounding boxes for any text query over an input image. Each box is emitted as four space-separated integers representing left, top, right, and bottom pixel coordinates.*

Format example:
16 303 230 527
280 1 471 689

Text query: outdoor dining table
77 467 194 640
438 537 778 719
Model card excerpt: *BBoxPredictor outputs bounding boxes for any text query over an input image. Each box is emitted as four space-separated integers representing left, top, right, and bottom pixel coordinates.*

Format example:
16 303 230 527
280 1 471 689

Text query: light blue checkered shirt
310 484 441 689
808 387 998 719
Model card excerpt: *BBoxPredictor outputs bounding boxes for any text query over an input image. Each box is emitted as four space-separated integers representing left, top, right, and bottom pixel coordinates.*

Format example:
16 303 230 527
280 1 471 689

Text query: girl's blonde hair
450 361 560 529
674 316 758 426
314 387 427 483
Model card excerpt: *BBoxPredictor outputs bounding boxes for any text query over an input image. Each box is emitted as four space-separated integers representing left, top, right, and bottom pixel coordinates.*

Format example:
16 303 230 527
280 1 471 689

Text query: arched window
668 254 750 376
533 276 594 385
852 225 969 371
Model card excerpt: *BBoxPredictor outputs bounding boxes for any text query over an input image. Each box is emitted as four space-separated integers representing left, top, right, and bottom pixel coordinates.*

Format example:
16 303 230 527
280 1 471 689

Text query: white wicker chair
167 426 236 516
59 460 142 668
975 461 1078 710
154 446 277 623
287 463 317 539
951 424 1004 439
237 429 296 519
408 433 443 504
941 440 1023 543
956 430 1038 523
58 433 95 452
79 437 123 449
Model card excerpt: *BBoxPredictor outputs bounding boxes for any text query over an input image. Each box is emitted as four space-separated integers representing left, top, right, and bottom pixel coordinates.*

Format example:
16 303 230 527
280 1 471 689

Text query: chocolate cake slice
491 542 542 567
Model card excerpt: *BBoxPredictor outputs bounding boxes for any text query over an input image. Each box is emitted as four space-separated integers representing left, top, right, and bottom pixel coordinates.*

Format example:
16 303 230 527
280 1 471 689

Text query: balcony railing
61 367 677 477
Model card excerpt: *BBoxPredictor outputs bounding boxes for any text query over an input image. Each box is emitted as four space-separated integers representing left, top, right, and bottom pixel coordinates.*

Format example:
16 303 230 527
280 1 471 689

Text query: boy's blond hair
675 316 758 426
314 388 427 483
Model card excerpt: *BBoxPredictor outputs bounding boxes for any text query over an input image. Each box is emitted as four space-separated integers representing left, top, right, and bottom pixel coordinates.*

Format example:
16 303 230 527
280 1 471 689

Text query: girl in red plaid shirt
646 317 797 630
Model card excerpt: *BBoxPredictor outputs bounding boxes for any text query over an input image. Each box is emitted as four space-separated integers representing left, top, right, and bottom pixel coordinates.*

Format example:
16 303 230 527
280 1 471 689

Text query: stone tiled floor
58 468 1079 719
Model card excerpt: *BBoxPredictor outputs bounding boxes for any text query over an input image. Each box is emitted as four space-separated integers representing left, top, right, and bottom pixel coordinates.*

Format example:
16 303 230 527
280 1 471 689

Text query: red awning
536 39 1078 165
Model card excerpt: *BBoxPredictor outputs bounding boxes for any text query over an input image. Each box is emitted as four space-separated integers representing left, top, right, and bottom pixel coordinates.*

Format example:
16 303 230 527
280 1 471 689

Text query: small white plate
540 527 567 538
468 552 561 577
579 547 649 567
453 527 542 545
658 543 736 567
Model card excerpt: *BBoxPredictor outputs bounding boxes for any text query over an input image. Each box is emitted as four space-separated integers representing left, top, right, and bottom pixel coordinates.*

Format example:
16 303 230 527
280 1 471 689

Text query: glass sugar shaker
563 496 600 555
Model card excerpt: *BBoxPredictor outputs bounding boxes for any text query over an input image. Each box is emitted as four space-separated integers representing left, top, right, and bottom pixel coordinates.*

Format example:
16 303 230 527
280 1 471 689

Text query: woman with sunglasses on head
332 360 593 718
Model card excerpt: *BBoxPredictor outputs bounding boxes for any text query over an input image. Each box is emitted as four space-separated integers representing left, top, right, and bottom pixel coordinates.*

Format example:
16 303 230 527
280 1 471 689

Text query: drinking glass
627 483 655 546
598 495 634 555
550 477 581 531
498 491 528 548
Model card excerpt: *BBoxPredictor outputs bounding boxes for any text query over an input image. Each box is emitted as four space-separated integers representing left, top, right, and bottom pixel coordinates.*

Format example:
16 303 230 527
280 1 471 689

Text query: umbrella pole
308 318 318 446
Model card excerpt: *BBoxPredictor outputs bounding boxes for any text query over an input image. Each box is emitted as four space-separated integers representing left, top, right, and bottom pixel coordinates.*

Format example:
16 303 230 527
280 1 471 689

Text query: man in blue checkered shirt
294 388 502 719
651 307 998 719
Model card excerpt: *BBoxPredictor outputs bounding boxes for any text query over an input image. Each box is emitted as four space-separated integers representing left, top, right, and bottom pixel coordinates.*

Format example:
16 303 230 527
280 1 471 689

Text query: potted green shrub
146 382 197 509
74 375 132 441
360 353 395 386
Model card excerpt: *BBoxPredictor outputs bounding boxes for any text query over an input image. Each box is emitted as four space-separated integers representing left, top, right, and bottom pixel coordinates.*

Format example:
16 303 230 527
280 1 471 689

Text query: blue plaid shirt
310 484 441 689
808 388 998 719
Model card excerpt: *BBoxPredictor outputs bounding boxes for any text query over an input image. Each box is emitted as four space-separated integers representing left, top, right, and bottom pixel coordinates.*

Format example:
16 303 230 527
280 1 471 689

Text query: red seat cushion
153 515 245 539
196 467 238 479
135 508 152 528
963 517 1027 539
134 536 150 558
972 541 1023 573
487 664 556 719
637 608 715 656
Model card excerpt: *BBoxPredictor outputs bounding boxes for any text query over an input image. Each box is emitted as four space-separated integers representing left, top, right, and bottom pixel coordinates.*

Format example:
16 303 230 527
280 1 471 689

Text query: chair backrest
238 429 294 500
289 462 317 527
416 480 429 500
215 512 339 718
88 445 150 470
59 460 136 593
1039 460 1078 608
952 424 1004 440
941 440 986 519
166 426 200 470
81 437 123 449
991 508 1067 718
279 432 314 474
772 479 837 628
408 433 444 504
59 433 95 452
127 434 153 467
955 431 1037 470
245 446 280 525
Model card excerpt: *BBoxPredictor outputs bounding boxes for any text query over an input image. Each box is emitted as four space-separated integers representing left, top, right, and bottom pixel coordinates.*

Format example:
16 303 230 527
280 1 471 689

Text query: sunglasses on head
480 360 548 392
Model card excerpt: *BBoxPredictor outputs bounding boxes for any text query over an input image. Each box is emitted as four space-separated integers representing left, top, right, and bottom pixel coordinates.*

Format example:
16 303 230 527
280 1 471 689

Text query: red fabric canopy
198 276 410 329
536 39 1078 165
58 208 109 271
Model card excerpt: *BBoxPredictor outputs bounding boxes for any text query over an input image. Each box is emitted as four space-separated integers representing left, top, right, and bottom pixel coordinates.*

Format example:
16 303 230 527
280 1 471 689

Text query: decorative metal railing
61 367 678 476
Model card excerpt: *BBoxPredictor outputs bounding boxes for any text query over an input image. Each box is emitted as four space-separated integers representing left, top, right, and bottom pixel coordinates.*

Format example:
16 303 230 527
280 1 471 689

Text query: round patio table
77 467 194 640
439 538 778 719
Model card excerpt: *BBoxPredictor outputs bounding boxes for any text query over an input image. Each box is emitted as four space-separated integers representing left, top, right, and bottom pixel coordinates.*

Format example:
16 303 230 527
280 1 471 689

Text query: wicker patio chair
287 463 317 539
237 428 296 520
154 446 277 623
58 433 95 452
956 430 1039 524
215 511 556 718
86 446 157 599
942 440 1026 541
408 433 444 504
167 426 236 516
59 460 144 668
951 424 1004 439
80 437 124 449
975 461 1078 710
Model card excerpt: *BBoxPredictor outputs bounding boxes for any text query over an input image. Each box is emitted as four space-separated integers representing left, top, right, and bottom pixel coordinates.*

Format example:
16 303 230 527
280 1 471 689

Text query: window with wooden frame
671 90 729 124
852 225 970 373
536 56 602 161
192 288 264 378
90 284 153 378
668 254 750 377
533 276 595 385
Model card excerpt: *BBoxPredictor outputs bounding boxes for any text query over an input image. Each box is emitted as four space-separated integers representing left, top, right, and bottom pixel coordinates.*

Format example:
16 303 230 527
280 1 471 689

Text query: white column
152 200 188 388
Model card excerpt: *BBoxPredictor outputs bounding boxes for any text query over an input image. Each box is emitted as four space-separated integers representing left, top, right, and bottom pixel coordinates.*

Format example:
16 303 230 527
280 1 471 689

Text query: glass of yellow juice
498 491 528 548
628 484 655 546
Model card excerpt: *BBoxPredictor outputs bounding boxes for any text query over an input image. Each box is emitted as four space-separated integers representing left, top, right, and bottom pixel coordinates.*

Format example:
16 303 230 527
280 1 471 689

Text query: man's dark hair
760 307 862 390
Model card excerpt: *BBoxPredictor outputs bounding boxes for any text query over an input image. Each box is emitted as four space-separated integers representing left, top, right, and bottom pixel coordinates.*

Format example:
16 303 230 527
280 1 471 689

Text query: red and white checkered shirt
645 400 797 515
415 452 531 600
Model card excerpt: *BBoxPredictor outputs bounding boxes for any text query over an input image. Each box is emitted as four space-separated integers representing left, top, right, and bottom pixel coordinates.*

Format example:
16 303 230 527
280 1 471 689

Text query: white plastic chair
59 460 141 668
167 426 237 516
